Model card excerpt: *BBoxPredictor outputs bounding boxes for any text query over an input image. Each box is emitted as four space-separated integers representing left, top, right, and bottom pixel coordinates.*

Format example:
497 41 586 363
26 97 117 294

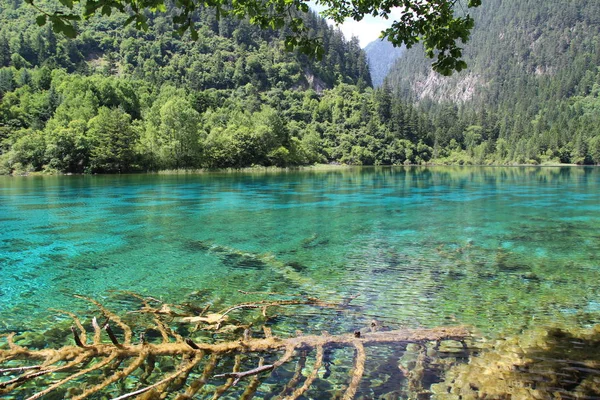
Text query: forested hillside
386 0 600 165
3 0 598 173
1 0 440 173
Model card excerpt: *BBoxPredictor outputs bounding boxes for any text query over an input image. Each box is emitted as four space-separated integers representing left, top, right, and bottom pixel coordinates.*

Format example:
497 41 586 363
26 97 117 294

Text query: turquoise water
1 166 600 338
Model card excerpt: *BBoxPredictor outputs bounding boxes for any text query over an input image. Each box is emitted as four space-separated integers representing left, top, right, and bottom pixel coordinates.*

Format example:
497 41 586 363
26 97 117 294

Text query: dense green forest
386 0 600 165
1 0 600 174
0 0 424 173
0 0 442 174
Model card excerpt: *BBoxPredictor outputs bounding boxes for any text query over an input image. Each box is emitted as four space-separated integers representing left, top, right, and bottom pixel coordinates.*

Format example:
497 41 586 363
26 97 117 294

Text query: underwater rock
287 261 307 272
184 240 212 251
431 325 600 399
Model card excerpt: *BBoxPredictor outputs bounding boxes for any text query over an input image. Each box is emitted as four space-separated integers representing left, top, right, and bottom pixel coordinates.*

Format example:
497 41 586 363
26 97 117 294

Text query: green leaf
36 14 47 26
50 17 65 33
284 36 297 51
315 44 325 60
124 15 136 26
58 0 74 8
48 13 78 38
84 1 100 16
151 3 167 12
190 27 198 40
62 24 77 38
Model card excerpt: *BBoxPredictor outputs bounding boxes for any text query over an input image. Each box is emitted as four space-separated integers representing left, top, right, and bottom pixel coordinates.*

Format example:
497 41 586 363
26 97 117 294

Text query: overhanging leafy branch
26 0 481 73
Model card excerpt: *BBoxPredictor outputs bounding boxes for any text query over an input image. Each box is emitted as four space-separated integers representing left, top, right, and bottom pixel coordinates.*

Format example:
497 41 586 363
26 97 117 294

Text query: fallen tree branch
212 354 241 399
178 353 217 399
286 345 324 400
0 326 470 362
25 352 118 400
278 350 307 398
112 353 202 400
214 363 275 386
240 357 265 400
343 341 366 400
0 365 41 374
0 295 471 399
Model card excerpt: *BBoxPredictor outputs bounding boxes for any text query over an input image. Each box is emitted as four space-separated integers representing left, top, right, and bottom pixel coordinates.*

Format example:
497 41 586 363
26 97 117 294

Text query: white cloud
309 2 401 48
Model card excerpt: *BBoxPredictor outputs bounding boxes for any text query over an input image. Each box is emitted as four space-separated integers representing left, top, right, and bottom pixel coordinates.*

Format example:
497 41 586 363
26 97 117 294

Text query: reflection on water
0 166 599 396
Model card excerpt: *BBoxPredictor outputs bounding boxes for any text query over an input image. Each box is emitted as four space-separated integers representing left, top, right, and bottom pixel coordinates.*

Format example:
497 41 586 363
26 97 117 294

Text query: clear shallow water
1 166 600 339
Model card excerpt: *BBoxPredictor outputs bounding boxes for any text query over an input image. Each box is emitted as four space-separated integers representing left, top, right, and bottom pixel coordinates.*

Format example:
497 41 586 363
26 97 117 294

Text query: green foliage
386 0 600 165
88 107 137 172
376 0 479 75
28 0 480 75
44 121 90 172
1 129 46 173
4 0 597 173
0 0 396 174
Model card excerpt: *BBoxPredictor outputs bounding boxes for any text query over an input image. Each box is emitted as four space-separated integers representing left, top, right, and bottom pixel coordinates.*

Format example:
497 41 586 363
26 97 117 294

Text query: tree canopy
28 0 481 75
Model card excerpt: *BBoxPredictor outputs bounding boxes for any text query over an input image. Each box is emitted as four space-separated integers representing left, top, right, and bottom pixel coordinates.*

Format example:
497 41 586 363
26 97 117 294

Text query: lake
1 166 600 397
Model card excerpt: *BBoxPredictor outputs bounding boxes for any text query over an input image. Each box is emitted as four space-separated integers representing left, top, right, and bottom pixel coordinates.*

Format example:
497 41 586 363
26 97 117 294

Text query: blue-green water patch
0 166 599 337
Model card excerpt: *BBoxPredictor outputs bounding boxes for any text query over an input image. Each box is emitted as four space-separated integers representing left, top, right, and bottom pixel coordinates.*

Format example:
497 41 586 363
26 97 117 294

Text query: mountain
0 0 403 174
0 1 371 92
363 38 404 87
385 0 600 165
5 0 597 173
0 0 445 173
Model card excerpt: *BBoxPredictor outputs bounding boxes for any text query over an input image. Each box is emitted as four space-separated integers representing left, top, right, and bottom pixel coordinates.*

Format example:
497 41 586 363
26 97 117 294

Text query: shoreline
2 162 595 177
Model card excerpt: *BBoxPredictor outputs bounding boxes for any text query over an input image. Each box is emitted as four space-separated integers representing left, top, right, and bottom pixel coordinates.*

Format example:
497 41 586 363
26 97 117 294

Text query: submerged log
0 294 470 399
189 240 319 289
1 326 469 361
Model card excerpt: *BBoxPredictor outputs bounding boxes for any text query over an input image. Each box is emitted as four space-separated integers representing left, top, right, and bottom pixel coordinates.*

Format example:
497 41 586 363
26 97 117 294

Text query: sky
308 2 399 48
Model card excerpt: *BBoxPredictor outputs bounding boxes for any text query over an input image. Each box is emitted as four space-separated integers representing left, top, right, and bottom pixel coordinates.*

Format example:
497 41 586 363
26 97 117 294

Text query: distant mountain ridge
0 0 380 174
363 38 404 87
387 0 600 104
382 0 600 165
